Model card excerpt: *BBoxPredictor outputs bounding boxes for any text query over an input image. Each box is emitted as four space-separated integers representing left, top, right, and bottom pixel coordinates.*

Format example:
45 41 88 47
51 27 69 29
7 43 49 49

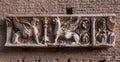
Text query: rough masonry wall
0 0 119 62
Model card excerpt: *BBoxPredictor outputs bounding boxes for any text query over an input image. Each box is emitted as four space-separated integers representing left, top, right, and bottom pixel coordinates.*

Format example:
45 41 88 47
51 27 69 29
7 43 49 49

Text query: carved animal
12 17 40 44
62 17 80 31
53 17 80 45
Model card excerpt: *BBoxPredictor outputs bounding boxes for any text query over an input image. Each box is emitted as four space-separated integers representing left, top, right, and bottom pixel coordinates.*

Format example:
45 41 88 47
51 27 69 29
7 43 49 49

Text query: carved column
43 17 50 45
91 17 96 46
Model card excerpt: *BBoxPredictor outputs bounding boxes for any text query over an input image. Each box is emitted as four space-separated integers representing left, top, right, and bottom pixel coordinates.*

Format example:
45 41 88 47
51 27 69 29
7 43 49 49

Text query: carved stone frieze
5 14 116 47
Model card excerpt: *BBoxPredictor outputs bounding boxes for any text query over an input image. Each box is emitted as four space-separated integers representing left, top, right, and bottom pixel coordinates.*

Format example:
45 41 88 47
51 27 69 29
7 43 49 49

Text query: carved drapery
5 14 116 47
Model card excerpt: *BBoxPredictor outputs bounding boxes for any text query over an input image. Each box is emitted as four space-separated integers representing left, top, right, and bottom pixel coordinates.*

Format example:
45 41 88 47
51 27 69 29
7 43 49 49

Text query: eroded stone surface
5 14 116 47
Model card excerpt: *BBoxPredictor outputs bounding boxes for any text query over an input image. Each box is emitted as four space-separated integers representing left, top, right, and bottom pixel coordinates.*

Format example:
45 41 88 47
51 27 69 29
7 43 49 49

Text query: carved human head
98 18 106 30
80 18 90 30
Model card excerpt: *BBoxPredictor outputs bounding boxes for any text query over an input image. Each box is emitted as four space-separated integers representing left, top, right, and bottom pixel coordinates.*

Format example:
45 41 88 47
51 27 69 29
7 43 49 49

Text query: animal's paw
38 43 44 45
13 41 21 44
76 42 81 45
53 42 58 45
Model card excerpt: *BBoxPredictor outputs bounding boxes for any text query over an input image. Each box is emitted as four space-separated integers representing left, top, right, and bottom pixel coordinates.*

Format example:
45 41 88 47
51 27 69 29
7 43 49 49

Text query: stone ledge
5 14 116 17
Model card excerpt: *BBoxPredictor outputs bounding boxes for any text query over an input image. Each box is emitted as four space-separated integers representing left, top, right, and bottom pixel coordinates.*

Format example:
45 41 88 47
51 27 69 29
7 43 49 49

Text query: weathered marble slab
5 14 116 47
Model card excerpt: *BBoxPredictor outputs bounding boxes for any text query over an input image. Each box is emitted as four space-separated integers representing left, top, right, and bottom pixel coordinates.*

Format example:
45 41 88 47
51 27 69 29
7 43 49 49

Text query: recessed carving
95 17 116 46
5 14 116 47
6 17 44 46
53 17 80 45
79 18 91 46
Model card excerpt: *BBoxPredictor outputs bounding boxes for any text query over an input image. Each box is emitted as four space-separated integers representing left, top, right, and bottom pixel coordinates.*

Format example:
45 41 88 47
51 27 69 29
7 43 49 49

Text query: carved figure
96 18 107 43
53 17 80 45
80 18 90 30
78 18 90 44
107 32 115 44
12 17 40 44
80 32 89 44
107 17 115 44
98 18 106 31
96 31 107 43
5 15 116 47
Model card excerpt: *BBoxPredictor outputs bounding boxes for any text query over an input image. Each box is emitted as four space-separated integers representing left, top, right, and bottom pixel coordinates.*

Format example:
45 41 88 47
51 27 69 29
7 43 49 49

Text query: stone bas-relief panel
5 17 44 46
95 17 116 46
5 14 116 47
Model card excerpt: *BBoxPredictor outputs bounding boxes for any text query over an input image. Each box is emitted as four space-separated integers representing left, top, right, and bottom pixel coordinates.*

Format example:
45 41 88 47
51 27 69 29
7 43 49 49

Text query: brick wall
0 0 120 62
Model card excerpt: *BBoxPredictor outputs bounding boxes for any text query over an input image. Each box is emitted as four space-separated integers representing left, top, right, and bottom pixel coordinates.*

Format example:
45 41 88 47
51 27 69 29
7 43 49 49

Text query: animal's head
53 17 61 22
33 17 39 22
32 17 39 25
5 17 11 22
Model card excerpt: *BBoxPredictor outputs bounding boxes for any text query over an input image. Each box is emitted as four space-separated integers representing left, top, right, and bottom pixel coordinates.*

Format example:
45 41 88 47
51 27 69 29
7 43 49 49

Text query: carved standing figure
12 17 41 44
79 18 90 45
96 18 107 43
53 17 80 45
